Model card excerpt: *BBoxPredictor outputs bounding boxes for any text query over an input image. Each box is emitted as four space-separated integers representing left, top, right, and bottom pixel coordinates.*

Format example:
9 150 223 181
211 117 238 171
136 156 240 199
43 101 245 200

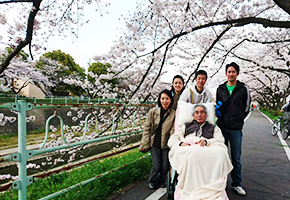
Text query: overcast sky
43 0 177 83
44 0 136 72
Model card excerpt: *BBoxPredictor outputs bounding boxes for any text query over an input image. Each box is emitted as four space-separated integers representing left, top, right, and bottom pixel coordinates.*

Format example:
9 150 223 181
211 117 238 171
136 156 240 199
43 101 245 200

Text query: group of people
139 62 251 199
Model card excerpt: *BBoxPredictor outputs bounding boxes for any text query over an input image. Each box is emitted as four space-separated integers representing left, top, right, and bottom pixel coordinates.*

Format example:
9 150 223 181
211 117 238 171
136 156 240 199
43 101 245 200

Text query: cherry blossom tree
0 0 110 74
1 0 290 104
92 0 290 102
0 47 55 95
36 50 86 96
86 62 119 99
64 66 169 102
233 36 290 109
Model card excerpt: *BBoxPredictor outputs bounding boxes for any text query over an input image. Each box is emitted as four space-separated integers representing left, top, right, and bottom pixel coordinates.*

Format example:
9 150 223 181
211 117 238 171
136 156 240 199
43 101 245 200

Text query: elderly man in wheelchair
167 102 233 200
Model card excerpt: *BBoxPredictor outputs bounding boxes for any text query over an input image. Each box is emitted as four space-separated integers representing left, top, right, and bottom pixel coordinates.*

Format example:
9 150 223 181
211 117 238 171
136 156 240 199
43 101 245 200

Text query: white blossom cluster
0 113 16 126
0 174 18 181
0 49 59 95
0 0 289 103
90 0 289 102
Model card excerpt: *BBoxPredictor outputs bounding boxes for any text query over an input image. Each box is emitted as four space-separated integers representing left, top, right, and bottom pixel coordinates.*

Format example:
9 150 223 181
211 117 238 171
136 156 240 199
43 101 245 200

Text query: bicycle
271 116 290 140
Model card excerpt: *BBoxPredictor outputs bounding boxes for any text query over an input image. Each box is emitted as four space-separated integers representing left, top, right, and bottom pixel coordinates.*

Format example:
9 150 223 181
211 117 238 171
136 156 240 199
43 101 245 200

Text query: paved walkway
113 111 290 200
0 144 40 156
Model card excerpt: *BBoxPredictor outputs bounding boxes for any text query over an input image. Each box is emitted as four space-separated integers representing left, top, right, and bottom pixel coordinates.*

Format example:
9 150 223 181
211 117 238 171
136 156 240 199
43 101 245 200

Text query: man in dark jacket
215 62 251 196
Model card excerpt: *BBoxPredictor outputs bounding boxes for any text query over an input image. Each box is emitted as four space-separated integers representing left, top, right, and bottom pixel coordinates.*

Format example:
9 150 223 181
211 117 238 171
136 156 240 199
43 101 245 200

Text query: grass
0 129 47 150
0 148 152 200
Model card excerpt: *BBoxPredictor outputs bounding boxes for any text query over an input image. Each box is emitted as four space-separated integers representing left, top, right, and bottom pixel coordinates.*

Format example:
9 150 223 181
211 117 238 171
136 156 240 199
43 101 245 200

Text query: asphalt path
112 111 290 200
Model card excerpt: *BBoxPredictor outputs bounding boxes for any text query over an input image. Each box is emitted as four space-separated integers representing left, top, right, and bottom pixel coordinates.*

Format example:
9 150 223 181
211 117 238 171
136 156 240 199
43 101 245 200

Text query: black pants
148 145 170 185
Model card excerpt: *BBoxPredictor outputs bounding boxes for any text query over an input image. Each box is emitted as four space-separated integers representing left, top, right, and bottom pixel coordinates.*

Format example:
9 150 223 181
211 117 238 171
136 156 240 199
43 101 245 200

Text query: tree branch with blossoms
0 0 41 74
185 25 232 85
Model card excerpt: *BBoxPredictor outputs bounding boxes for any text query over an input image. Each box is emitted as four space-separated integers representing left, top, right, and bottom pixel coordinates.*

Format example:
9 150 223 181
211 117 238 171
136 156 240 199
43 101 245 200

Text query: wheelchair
166 101 215 199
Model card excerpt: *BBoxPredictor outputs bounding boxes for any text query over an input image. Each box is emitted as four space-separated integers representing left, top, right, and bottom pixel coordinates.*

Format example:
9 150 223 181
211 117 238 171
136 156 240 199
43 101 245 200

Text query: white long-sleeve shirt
179 83 212 104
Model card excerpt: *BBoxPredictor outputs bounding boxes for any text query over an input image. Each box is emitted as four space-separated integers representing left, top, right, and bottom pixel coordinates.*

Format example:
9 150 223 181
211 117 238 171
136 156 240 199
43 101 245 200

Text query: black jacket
216 80 251 130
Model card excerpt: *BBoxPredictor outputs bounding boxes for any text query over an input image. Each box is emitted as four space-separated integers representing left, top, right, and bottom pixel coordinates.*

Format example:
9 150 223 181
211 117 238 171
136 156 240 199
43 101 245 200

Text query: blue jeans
221 129 243 187
148 146 170 186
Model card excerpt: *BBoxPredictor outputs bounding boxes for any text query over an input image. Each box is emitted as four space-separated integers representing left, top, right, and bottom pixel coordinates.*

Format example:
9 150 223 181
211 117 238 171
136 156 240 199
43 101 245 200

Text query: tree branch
232 53 290 77
133 17 290 70
186 25 232 86
0 0 42 75
273 0 290 15
0 0 33 3
129 56 155 99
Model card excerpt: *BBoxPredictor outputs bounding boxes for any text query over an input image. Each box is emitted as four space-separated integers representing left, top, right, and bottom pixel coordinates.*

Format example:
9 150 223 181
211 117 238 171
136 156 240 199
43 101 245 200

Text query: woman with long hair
170 75 185 110
139 89 176 189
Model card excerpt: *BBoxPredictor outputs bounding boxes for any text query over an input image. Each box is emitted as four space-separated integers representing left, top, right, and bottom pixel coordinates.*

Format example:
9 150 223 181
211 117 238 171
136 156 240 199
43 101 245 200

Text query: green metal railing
0 100 155 200
0 93 156 104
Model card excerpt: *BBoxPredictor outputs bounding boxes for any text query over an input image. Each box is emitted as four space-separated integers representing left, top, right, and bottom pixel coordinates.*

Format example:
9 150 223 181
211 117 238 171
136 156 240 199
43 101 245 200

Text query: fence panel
0 99 155 200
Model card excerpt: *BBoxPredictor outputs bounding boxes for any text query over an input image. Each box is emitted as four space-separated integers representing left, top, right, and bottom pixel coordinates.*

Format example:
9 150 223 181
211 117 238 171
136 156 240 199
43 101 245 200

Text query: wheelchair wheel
166 172 174 199
166 169 178 199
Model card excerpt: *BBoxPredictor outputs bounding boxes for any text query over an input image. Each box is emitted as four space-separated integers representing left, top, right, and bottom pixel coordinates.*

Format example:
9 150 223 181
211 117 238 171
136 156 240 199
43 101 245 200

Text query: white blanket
169 136 233 200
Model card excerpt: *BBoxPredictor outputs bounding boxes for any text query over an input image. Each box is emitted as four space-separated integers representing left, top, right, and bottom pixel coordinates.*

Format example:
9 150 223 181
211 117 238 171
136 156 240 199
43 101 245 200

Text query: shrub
260 108 283 120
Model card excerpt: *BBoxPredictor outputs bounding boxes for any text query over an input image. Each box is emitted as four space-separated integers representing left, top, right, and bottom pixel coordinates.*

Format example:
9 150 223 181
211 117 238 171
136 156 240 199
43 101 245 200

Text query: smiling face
193 106 207 125
195 74 207 91
172 78 184 94
226 66 238 84
160 93 172 110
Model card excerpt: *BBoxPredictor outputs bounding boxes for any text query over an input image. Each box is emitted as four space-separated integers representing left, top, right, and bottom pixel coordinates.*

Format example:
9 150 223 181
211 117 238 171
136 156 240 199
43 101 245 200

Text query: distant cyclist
281 97 290 122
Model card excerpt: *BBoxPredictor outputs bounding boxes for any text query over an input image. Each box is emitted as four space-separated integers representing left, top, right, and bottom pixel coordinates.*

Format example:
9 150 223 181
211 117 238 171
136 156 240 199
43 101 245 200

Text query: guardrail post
18 100 27 200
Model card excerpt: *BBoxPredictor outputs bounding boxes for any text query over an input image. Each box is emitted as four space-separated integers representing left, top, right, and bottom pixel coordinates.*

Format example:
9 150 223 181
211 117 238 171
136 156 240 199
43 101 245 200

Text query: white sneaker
233 186 246 196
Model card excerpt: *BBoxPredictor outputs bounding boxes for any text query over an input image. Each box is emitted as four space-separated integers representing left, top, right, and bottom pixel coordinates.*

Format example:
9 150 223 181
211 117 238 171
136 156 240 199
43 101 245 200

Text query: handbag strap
190 89 195 104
